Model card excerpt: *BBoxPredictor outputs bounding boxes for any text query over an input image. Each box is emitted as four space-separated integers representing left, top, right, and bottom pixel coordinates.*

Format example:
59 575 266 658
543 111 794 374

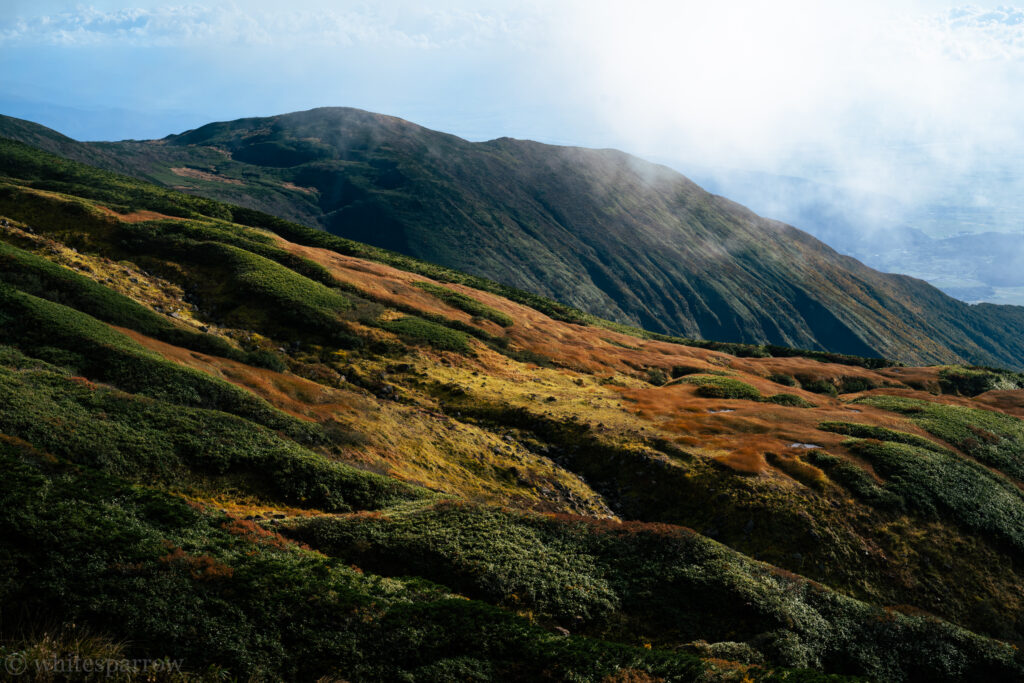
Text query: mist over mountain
688 166 1024 306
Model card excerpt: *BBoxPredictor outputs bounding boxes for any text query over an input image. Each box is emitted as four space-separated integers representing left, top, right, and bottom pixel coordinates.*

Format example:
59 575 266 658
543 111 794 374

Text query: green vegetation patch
803 451 905 510
0 319 861 679
382 316 473 354
0 446 704 681
938 365 1024 397
0 239 242 359
844 437 1024 555
768 373 799 386
857 395 1024 482
795 375 839 396
289 501 1021 682
0 285 315 438
682 374 762 400
190 242 354 333
412 281 514 327
818 422 946 453
768 393 814 408
681 375 813 406
0 354 421 511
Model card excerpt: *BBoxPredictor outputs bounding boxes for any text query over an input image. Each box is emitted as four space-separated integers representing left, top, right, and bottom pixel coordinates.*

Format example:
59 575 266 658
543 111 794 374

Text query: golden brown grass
115 327 611 516
10 205 1011 521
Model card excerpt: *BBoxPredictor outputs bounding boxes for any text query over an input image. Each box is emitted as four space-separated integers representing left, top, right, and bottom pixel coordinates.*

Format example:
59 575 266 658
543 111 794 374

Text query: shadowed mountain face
4 107 1024 369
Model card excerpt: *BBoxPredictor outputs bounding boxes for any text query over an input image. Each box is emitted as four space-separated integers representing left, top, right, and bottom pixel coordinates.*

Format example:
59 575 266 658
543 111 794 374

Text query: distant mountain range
4 107 1024 369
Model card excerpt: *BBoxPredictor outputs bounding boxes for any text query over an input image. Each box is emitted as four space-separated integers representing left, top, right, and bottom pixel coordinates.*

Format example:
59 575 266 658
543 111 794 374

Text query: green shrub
845 438 1024 553
245 349 289 372
647 367 669 385
0 446 705 682
0 360 422 511
795 376 838 396
836 376 879 394
817 422 945 452
682 374 762 400
856 396 1024 482
0 286 314 438
769 373 798 387
198 242 354 335
671 365 703 378
682 375 813 405
768 393 814 408
382 316 472 354
805 450 904 510
938 366 1024 397
289 501 1021 681
0 239 243 360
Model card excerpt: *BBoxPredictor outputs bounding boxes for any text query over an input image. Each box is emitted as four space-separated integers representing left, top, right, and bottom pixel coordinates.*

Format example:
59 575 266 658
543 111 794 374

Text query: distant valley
688 166 1024 305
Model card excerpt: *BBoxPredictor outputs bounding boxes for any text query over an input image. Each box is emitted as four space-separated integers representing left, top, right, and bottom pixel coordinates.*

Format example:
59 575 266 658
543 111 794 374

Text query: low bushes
0 286 313 438
856 396 1024 482
682 376 813 407
845 438 1024 555
803 451 904 510
795 375 838 396
938 365 1024 397
382 316 473 354
0 239 243 359
769 373 798 386
288 501 1022 682
817 422 945 452
0 358 423 511
0 446 707 681
682 374 762 400
768 393 814 408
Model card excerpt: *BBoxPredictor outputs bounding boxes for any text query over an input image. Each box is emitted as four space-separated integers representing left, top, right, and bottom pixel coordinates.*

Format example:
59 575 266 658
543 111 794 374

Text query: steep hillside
1 137 1024 681
4 109 1024 371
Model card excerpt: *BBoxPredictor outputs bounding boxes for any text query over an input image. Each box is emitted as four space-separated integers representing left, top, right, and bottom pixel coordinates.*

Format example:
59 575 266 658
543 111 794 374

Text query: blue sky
3 1 1024 229
0 1 573 142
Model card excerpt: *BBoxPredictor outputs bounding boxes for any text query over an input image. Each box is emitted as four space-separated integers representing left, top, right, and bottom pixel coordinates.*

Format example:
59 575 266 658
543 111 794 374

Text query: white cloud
0 2 541 49
528 2 1024 210
927 5 1024 60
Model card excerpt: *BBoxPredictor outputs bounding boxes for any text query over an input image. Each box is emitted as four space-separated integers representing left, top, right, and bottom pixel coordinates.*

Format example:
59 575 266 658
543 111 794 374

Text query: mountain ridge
4 108 1024 370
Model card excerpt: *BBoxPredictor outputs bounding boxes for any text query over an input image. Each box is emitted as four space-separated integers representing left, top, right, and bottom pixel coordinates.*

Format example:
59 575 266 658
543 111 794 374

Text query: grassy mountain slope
1 137 1023 681
5 109 1024 371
